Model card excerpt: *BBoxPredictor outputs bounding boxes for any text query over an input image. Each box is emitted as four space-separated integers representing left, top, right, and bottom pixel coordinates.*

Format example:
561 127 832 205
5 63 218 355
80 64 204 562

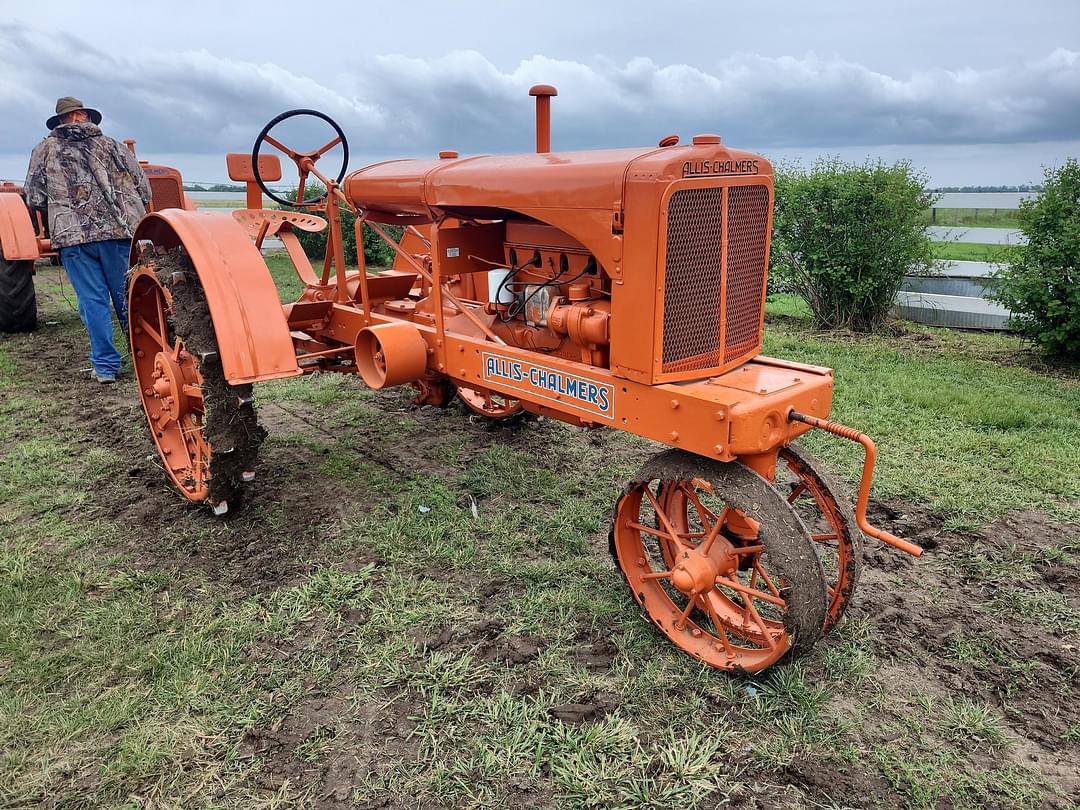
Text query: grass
0 267 1075 807
191 198 247 208
930 241 1018 263
922 208 1023 229
764 295 1080 524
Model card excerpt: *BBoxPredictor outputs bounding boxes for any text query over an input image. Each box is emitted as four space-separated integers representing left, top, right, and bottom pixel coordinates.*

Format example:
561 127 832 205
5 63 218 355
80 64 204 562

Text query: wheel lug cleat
241 471 256 483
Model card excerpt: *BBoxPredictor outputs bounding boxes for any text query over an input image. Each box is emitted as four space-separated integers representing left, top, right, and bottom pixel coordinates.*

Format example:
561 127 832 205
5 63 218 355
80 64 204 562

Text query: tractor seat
231 209 327 241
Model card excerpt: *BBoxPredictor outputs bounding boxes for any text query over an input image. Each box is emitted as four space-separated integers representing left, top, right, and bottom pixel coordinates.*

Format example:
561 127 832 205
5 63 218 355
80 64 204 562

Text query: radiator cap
692 134 722 145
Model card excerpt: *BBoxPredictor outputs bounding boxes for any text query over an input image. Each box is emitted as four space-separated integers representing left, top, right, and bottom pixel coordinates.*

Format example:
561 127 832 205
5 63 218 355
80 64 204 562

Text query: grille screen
661 184 770 374
149 177 183 212
723 185 770 363
661 187 724 373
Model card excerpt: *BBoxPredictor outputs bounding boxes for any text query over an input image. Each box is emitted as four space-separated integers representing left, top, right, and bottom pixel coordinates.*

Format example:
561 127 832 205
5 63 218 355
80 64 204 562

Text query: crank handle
788 411 923 557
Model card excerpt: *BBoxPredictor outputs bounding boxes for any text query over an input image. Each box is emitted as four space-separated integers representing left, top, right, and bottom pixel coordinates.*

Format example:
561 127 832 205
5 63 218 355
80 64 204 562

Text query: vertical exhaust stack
528 84 558 153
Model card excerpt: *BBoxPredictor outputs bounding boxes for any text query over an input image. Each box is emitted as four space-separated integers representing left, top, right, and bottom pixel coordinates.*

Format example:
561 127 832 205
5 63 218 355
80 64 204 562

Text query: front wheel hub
670 547 721 594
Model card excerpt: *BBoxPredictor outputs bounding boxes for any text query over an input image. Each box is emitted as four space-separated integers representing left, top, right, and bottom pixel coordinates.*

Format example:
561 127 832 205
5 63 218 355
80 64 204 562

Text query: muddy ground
2 278 1078 809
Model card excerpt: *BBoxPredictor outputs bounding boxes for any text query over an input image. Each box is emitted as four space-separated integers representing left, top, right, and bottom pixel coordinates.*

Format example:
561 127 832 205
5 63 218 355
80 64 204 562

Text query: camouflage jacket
24 123 152 249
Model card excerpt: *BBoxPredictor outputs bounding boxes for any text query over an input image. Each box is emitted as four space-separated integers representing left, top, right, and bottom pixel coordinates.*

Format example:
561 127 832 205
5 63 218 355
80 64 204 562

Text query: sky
1 1 1078 187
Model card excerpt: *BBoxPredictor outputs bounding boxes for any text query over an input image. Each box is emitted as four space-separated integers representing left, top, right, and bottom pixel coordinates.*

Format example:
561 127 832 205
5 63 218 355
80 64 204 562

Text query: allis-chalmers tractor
124 87 920 673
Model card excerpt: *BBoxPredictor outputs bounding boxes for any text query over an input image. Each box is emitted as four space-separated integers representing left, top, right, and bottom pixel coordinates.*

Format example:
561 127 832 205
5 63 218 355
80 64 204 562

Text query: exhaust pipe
529 84 558 154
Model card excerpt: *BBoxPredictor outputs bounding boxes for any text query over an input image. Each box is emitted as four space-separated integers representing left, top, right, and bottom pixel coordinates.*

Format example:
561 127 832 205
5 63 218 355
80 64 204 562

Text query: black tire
0 257 37 333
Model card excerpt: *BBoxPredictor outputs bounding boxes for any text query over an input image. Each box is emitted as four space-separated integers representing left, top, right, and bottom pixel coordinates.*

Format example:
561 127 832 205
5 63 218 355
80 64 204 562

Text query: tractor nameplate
482 353 615 421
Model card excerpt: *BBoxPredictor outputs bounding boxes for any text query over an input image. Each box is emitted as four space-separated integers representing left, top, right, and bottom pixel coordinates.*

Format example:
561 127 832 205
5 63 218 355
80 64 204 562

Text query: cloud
2 20 1078 167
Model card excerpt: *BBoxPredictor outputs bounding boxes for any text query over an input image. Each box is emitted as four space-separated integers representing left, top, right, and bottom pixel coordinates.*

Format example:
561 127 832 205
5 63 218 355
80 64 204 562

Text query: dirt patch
237 682 420 809
852 498 1080 799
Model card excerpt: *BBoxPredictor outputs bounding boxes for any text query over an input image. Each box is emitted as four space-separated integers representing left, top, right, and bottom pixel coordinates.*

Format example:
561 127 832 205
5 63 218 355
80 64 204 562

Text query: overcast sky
2 1 1078 186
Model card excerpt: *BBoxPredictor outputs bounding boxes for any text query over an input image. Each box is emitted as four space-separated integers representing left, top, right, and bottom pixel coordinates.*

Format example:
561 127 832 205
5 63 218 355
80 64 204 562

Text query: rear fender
0 193 41 261
131 209 301 384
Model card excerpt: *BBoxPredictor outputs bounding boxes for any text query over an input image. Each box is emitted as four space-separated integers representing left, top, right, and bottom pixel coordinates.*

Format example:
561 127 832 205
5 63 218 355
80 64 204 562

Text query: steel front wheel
129 251 266 512
610 450 827 673
776 445 862 632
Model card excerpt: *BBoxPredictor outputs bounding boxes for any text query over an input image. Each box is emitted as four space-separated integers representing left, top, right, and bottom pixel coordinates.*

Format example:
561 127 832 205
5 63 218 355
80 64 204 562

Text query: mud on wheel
128 249 266 512
610 449 827 673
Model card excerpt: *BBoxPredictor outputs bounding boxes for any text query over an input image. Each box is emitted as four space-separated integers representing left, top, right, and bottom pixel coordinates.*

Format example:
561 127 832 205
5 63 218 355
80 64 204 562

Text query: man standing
25 96 152 383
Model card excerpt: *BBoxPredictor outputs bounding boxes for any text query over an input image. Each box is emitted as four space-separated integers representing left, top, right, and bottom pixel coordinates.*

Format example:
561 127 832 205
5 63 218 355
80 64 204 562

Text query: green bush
770 158 937 331
989 159 1080 359
281 184 402 268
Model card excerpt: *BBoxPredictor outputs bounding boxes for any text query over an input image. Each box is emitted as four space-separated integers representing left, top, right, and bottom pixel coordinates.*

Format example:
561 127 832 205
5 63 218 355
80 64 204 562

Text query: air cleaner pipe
788 411 923 557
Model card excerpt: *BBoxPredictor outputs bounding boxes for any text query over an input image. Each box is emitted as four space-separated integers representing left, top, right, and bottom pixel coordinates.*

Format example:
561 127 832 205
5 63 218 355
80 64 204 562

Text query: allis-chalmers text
682 159 759 177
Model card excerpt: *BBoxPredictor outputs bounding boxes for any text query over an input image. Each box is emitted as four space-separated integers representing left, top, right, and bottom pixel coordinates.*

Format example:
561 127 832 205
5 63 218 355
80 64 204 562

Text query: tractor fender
131 209 301 385
0 193 41 261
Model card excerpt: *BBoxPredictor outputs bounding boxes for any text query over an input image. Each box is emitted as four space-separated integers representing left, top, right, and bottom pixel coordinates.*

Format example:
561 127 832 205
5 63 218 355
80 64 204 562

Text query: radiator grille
149 177 183 212
723 185 770 363
661 184 770 375
661 187 724 373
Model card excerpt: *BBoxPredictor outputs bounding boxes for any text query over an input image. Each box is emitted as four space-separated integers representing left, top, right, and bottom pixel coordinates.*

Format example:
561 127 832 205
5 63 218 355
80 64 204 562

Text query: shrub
989 159 1080 359
281 184 402 268
770 158 937 331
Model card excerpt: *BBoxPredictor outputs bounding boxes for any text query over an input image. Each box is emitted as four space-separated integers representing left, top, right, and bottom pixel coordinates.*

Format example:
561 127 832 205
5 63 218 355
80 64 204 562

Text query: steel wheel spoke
715 574 787 609
752 561 782 598
698 595 736 658
627 522 696 549
674 591 697 630
640 570 672 581
137 315 167 351
682 482 721 525
643 486 689 552
698 513 725 556
745 598 780 650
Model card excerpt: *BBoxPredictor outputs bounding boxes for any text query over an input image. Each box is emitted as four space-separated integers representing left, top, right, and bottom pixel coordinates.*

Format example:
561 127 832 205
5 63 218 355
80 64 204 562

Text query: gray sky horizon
2 1 1077 186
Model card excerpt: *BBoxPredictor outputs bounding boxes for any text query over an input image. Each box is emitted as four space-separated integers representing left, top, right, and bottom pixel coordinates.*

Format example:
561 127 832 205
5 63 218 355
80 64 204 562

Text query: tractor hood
344 140 771 222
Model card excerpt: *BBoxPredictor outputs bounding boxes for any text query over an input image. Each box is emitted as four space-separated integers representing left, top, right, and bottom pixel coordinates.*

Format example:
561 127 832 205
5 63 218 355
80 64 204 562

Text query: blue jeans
59 239 131 377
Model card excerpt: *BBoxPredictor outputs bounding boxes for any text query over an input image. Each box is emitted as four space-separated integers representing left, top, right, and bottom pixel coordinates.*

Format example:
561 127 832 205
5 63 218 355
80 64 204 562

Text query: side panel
131 210 302 384
0 193 41 261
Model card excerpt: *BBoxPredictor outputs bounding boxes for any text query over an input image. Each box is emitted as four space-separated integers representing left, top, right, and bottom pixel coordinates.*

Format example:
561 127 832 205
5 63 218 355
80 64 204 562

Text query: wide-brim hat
47 96 102 130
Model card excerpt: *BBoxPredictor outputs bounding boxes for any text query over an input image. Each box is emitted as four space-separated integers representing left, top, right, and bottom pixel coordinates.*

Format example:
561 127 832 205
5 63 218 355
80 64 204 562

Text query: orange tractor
127 88 920 673
0 142 190 333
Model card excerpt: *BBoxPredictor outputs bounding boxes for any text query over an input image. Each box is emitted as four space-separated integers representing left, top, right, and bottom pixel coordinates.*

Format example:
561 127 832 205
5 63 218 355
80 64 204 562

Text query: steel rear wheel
129 251 266 511
611 450 827 673
776 444 862 632
458 386 524 420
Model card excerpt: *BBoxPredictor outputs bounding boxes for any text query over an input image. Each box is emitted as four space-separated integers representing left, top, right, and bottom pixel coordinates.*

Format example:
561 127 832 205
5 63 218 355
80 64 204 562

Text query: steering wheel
251 109 349 207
